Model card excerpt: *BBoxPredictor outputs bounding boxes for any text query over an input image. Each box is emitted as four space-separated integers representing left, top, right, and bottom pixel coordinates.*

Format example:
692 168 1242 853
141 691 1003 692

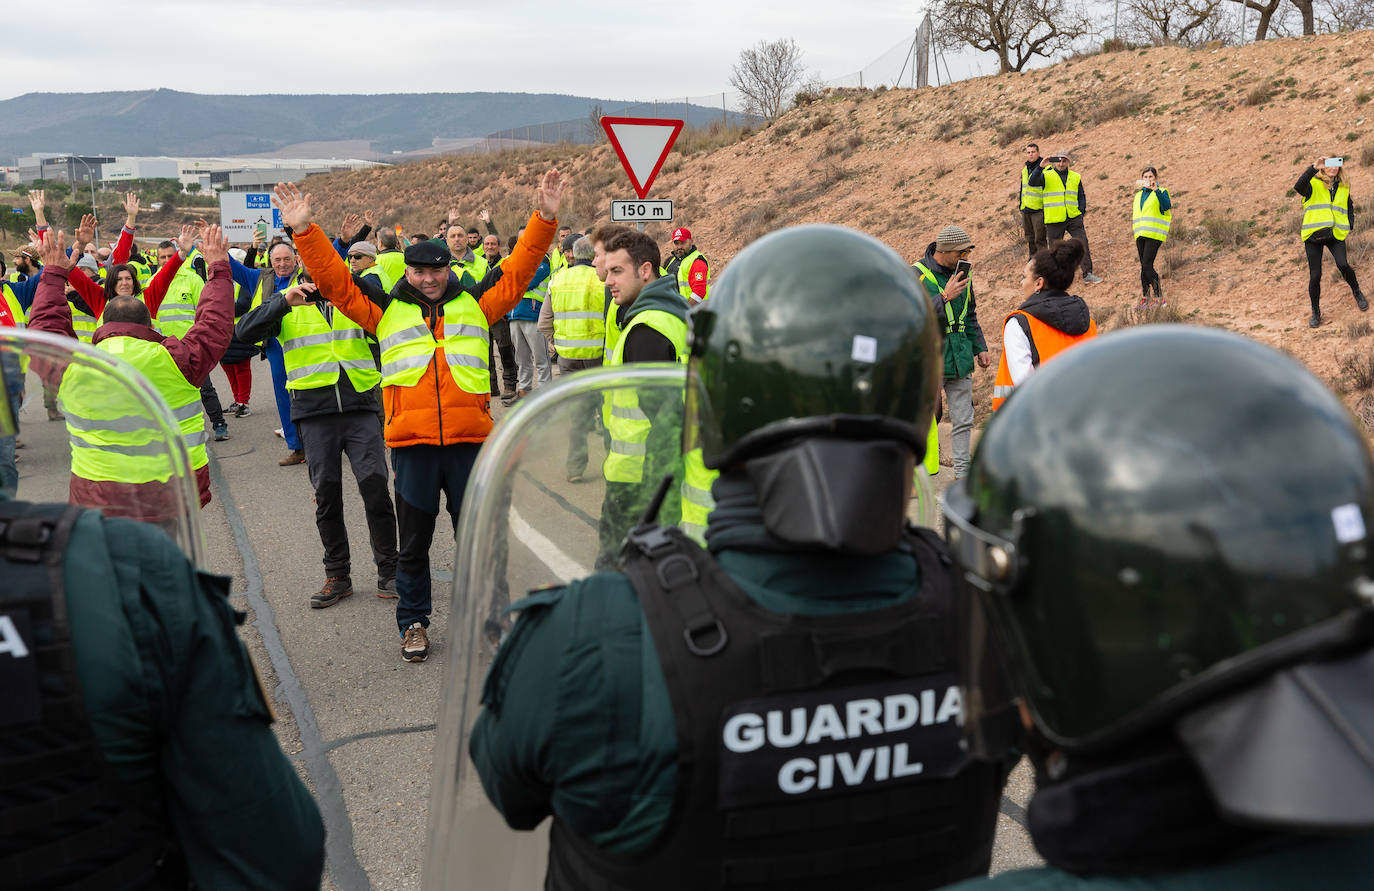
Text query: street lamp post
70 156 99 246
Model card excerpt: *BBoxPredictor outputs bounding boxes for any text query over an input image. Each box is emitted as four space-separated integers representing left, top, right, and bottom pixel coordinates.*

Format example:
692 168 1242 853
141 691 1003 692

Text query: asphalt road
12 359 1040 890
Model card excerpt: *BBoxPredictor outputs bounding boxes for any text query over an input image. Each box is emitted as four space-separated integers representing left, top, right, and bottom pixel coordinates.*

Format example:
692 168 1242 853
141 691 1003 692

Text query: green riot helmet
945 325 1374 764
686 224 942 470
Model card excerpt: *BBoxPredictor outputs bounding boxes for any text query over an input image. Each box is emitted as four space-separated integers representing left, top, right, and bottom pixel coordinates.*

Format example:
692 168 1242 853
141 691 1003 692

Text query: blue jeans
392 443 481 634
264 339 301 450
1 377 21 495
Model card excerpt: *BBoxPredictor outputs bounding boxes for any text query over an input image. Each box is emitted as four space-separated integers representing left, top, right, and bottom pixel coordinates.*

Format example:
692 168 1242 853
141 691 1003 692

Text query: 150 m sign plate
611 200 673 222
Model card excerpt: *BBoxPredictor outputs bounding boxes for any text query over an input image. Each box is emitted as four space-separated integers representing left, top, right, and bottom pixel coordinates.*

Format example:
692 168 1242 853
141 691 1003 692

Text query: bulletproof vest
0 501 186 890
547 525 1002 891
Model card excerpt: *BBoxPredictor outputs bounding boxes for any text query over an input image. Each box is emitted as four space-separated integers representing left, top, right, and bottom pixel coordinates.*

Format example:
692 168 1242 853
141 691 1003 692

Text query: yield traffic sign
601 116 684 199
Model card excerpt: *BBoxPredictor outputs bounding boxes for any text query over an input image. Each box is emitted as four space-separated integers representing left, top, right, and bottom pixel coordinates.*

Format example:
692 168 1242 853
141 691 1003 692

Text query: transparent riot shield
425 363 690 890
0 328 205 564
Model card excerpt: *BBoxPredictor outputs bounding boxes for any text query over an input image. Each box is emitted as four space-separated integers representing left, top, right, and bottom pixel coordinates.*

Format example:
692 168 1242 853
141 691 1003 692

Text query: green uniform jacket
53 500 326 889
470 536 924 854
916 243 987 380
945 835 1374 890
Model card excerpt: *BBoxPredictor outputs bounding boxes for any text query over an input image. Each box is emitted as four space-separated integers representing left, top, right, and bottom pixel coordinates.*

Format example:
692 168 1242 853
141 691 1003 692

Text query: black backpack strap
621 522 728 658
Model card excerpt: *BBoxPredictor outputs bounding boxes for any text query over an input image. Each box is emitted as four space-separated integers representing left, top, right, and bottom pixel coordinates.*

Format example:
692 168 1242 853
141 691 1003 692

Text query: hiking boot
310 576 353 609
1082 272 1104 284
1357 292 1369 312
213 423 230 441
402 622 430 663
235 402 252 417
1310 310 1322 328
377 576 398 599
279 449 305 466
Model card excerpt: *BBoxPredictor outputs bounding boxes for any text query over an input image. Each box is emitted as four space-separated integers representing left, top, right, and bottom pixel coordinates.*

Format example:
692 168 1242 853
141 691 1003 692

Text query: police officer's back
0 332 325 890
465 226 1010 890
943 326 1374 889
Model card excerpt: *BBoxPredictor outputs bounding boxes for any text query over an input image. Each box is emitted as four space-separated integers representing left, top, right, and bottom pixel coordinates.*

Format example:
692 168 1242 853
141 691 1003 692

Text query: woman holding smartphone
1132 166 1171 308
1296 156 1366 328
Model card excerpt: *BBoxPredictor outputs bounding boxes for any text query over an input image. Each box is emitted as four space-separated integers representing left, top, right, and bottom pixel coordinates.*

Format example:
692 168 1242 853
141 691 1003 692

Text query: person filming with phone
913 225 989 481
1296 155 1366 328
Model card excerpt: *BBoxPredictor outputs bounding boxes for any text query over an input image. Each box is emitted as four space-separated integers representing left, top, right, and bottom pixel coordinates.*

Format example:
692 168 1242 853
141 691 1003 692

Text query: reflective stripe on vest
602 308 687 484
71 302 98 343
279 304 381 392
57 336 208 482
992 311 1098 411
549 266 606 359
679 447 717 544
1132 189 1172 242
1302 179 1351 242
1020 165 1044 211
913 262 970 334
376 297 489 393
675 249 709 302
157 252 204 340
1041 169 1082 224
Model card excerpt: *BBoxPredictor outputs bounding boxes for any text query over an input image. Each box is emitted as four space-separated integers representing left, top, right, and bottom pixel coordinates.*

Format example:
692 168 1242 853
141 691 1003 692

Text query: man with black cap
664 226 709 305
1042 149 1103 284
913 224 989 480
273 170 565 663
944 325 1374 889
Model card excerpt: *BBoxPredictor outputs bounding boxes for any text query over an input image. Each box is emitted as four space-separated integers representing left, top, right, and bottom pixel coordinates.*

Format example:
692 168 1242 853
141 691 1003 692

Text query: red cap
671 227 692 242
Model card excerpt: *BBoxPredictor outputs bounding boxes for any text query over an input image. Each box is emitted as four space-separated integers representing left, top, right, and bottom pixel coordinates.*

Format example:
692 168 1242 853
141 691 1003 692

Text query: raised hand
28 189 47 227
364 209 375 229
123 191 140 226
200 224 230 265
176 223 197 255
34 228 73 270
448 206 462 224
273 182 313 231
340 212 363 243
536 169 566 221
74 214 97 250
477 207 491 224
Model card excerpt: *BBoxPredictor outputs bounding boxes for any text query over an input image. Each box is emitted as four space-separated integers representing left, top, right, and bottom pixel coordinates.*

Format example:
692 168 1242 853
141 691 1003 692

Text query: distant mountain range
0 89 738 163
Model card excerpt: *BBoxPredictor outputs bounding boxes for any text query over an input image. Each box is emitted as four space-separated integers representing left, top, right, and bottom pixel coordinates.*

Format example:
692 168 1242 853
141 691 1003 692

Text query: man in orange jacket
273 170 565 663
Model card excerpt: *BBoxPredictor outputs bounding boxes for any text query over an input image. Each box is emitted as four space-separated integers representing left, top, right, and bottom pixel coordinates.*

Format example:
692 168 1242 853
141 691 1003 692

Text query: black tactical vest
0 501 186 890
547 525 1003 891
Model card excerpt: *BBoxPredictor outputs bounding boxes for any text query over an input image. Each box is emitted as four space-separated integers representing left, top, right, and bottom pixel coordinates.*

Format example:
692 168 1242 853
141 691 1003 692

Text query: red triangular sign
601 116 684 199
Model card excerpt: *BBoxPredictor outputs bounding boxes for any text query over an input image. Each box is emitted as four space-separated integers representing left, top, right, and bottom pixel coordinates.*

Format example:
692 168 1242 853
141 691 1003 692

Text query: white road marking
511 508 591 582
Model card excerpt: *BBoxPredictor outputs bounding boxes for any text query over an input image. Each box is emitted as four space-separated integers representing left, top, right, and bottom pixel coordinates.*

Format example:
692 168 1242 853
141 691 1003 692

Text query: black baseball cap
405 240 451 268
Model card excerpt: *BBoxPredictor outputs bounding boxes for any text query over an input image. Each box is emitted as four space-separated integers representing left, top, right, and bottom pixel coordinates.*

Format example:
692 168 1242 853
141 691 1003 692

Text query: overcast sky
0 0 998 103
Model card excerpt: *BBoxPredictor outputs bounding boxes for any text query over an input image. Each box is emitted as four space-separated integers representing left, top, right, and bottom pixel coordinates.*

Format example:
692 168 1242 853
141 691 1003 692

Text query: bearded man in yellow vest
273 172 563 665
25 226 235 527
1295 155 1366 328
597 229 689 568
1041 150 1103 285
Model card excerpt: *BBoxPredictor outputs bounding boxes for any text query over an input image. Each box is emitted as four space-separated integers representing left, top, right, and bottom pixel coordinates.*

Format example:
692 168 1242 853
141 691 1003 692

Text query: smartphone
954 259 973 278
253 220 268 241
1327 157 1344 168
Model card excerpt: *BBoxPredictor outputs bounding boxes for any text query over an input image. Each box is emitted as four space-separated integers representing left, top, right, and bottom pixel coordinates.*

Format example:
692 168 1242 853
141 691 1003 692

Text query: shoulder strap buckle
0 516 56 563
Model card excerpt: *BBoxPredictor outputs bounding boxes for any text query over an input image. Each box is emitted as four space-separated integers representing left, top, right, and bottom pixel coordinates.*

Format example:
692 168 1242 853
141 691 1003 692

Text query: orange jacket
992 310 1097 411
293 212 556 447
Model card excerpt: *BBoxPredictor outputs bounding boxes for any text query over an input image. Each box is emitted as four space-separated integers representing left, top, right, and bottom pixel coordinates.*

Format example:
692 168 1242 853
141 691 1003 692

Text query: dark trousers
200 380 224 427
488 319 518 398
297 412 398 581
1136 237 1162 295
392 442 481 633
1021 209 1047 258
558 356 603 477
1305 237 1363 310
1045 216 1094 274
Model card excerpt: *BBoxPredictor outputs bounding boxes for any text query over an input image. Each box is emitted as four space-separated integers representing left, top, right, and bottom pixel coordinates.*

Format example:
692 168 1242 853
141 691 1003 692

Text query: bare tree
1225 0 1284 39
730 38 806 122
1316 0 1374 30
587 103 607 143
932 0 1093 75
1289 0 1317 32
1124 0 1232 45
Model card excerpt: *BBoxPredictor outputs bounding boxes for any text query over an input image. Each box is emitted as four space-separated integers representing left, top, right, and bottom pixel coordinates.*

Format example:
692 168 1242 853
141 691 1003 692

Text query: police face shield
425 363 692 890
0 329 204 564
941 480 1025 762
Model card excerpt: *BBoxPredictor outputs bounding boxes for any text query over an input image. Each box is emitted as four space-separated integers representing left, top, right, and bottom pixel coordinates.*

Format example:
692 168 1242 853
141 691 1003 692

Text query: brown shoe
402 622 430 662
279 449 305 466
47 406 64 421
310 576 353 609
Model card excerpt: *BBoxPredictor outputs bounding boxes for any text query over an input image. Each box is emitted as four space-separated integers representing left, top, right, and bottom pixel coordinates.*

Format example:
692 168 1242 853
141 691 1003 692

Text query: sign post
220 191 286 244
601 116 683 231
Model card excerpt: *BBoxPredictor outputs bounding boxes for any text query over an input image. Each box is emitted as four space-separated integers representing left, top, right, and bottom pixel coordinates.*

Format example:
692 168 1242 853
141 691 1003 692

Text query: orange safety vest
992 310 1097 411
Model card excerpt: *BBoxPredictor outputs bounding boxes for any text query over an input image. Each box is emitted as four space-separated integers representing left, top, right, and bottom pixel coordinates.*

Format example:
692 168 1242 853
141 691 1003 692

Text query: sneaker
1310 311 1322 328
235 402 251 417
1357 292 1369 312
278 449 305 466
227 402 243 414
566 472 585 483
213 423 230 441
47 406 64 422
1082 272 1104 284
310 576 353 609
402 622 430 662
377 576 398 599
273 427 285 439
1135 297 1151 310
